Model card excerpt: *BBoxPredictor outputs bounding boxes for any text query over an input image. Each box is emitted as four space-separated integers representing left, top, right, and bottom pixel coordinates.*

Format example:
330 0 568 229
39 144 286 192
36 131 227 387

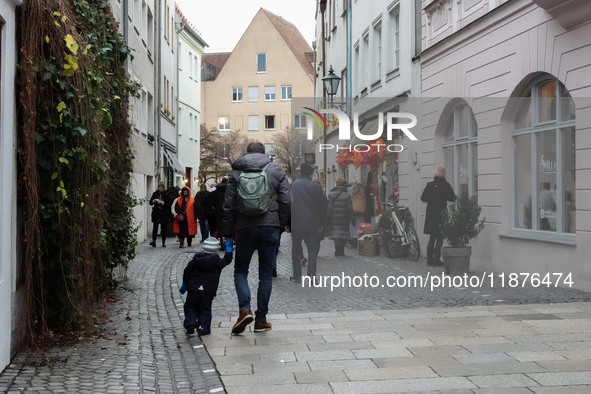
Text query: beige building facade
202 8 314 148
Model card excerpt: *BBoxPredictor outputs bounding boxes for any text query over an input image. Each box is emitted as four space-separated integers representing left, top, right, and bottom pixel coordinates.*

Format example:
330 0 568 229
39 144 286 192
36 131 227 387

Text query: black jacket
220 153 291 237
194 191 207 219
420 177 455 235
149 190 171 223
183 252 233 297
290 176 327 233
327 185 355 239
213 181 228 227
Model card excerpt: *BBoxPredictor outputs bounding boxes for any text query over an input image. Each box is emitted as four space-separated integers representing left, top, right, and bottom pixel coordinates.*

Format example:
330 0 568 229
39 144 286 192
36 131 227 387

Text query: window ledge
371 79 382 91
360 87 368 98
498 230 576 246
386 68 400 82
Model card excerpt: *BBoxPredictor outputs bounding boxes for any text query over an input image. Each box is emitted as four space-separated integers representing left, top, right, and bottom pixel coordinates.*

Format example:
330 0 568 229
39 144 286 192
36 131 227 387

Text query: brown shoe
231 309 254 334
254 321 272 332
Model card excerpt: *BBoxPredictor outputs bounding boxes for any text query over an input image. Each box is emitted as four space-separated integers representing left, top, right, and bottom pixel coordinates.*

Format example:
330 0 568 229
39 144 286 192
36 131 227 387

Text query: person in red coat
174 186 198 248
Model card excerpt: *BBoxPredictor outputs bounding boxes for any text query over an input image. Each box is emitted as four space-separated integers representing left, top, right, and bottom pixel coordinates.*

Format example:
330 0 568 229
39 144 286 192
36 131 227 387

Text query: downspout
156 0 163 182
321 8 327 194
346 0 352 118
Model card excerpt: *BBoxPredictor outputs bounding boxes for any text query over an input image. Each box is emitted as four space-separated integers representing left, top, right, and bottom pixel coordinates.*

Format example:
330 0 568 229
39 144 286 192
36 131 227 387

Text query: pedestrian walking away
327 178 356 257
194 184 210 242
287 163 327 280
179 237 234 335
203 183 218 241
220 142 290 334
212 177 229 249
174 186 198 248
421 165 455 266
149 181 172 247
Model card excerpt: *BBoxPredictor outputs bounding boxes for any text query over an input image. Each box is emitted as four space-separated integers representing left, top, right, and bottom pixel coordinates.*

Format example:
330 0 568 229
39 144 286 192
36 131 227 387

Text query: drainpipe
156 0 163 182
320 0 327 194
347 0 352 118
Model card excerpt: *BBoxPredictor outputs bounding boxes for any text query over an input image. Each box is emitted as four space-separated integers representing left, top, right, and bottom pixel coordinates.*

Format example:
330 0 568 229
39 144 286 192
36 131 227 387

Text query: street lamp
322 65 341 108
321 65 342 193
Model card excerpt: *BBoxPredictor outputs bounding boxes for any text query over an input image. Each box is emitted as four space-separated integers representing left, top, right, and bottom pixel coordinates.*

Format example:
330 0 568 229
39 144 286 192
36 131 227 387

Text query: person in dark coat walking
149 181 171 247
287 163 327 279
421 165 455 266
194 184 209 242
179 237 234 335
202 183 218 239
212 177 229 249
327 178 356 257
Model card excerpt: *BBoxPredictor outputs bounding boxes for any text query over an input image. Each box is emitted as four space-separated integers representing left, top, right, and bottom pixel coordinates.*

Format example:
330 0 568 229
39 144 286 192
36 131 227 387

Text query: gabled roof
175 3 208 48
261 8 314 80
202 52 232 69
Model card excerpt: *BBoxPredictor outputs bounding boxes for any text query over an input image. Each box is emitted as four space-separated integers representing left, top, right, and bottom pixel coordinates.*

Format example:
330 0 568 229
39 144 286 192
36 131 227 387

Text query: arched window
512 77 576 234
441 102 478 196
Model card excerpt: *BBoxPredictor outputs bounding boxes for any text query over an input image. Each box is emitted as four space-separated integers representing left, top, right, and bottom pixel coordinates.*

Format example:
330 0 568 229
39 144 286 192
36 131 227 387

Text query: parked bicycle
381 203 420 261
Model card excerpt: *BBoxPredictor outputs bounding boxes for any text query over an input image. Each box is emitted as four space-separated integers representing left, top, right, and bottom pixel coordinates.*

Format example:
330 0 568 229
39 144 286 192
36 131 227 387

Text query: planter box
441 246 472 275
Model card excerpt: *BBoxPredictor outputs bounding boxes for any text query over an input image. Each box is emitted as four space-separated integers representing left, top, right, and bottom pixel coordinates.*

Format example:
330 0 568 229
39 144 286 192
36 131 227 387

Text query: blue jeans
234 226 280 322
198 217 209 240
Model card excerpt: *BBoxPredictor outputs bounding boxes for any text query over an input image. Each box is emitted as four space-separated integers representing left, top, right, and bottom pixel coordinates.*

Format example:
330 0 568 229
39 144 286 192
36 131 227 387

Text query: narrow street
3 235 591 393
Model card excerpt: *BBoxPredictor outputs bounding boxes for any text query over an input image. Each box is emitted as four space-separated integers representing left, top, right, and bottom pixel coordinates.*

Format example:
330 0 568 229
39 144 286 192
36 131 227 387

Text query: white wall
177 24 205 192
0 0 22 372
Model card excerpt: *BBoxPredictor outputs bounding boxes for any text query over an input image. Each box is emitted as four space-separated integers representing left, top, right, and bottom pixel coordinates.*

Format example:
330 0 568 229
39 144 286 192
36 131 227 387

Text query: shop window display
512 77 576 234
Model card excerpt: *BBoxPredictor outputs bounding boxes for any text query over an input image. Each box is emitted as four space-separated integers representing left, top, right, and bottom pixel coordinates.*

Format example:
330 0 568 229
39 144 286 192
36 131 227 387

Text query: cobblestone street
3 234 591 393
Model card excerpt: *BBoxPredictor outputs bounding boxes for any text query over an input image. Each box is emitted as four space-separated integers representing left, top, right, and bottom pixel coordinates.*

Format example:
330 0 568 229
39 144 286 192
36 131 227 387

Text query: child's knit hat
202 237 219 254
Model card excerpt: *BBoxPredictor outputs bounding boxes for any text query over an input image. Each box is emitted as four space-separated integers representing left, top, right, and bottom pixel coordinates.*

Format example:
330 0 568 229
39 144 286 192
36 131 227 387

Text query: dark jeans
427 234 443 250
183 292 214 334
198 217 209 241
152 221 167 243
206 215 217 238
291 231 321 278
234 226 279 322
334 239 346 256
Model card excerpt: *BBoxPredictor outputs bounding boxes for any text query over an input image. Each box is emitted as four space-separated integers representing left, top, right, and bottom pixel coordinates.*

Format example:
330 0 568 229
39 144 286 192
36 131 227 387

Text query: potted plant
440 192 485 275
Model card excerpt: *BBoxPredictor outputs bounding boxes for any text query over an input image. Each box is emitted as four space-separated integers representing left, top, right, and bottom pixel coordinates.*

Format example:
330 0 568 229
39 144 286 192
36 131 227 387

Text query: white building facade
315 0 423 220
0 0 23 372
175 7 207 192
419 0 591 290
109 0 157 242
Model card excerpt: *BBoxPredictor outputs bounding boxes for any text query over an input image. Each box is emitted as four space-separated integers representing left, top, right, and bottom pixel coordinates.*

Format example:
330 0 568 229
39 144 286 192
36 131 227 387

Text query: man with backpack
220 142 290 334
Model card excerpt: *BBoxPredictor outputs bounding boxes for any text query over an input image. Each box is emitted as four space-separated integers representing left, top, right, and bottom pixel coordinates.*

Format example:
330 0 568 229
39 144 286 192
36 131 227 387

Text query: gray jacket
290 176 327 233
220 153 291 236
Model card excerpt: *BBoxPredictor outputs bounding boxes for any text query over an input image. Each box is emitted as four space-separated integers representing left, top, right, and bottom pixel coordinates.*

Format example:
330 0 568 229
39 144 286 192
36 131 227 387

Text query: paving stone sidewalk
3 233 591 394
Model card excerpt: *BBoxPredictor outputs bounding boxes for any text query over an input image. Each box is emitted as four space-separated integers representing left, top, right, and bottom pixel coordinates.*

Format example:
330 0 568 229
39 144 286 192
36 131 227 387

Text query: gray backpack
237 163 273 216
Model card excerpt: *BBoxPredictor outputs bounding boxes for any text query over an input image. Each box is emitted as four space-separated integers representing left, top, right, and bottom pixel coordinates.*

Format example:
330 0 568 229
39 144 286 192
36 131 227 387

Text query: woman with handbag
327 178 356 257
174 186 198 248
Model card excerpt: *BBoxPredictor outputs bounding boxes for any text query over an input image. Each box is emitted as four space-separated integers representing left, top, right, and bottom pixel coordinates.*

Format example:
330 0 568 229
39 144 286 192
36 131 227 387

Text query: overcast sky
175 0 317 53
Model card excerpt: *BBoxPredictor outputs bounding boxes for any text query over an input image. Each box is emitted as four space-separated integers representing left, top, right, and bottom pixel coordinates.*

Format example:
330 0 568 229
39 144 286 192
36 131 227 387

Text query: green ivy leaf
56 101 67 112
59 157 69 165
51 172 58 180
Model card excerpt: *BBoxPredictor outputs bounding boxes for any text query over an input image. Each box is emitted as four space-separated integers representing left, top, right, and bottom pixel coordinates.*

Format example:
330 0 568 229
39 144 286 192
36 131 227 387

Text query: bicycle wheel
385 231 402 258
404 226 420 261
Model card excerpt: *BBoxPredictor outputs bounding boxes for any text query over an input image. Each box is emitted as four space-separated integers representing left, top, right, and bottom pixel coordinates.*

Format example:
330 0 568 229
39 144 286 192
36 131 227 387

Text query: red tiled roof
175 3 199 35
202 52 232 69
261 9 314 81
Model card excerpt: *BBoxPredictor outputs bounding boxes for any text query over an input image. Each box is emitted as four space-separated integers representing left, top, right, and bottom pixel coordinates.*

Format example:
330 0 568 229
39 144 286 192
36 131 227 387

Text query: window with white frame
147 9 154 56
294 114 306 129
257 53 266 73
134 0 141 30
264 115 275 130
189 51 193 78
218 116 230 131
232 87 242 102
512 77 576 235
264 86 276 101
248 86 259 102
281 85 292 100
141 0 147 39
194 54 198 81
373 22 382 82
248 115 259 131
354 44 359 95
441 101 478 200
389 7 399 72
